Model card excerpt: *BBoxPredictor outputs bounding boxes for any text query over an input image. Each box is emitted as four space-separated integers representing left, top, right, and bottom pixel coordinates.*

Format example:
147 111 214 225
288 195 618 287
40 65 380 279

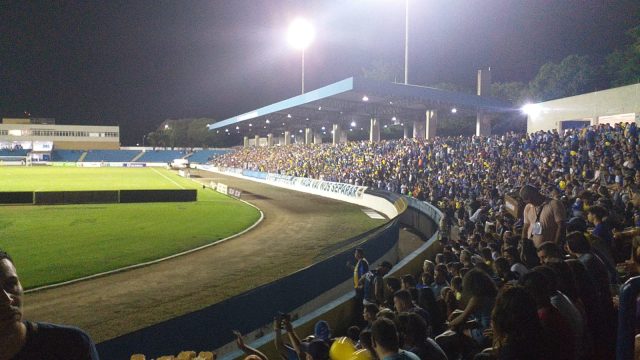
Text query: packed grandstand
3 122 640 360
192 121 639 360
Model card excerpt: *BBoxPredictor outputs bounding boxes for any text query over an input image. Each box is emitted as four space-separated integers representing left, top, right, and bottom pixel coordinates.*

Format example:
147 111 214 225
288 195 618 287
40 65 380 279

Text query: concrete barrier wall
222 197 442 360
195 166 401 219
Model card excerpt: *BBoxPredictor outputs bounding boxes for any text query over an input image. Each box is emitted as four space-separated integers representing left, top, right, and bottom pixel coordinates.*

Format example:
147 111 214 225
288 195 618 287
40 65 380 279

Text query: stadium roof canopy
207 77 512 136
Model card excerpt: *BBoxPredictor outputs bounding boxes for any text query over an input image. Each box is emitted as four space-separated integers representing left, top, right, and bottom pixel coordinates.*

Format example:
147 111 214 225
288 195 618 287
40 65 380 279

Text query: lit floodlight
451 108 457 114
522 103 542 116
235 126 240 130
305 118 309 121
225 129 229 132
291 134 295 138
350 121 357 127
164 124 169 129
216 130 219 134
299 129 303 133
249 123 252 127
287 114 292 118
282 122 286 126
362 95 369 102
321 126 325 130
287 18 315 50
318 106 322 110
392 116 397 121
384 124 388 128
266 119 270 124
350 128 353 132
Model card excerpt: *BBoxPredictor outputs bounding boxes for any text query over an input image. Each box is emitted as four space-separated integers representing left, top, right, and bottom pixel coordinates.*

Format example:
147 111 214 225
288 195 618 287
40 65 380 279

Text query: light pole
404 0 409 84
287 18 315 94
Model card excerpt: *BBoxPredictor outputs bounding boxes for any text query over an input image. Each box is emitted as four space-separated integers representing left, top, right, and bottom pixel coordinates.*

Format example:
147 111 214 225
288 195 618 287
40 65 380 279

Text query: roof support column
267 133 274 146
404 125 410 139
476 110 491 137
332 124 344 145
254 135 260 146
284 131 291 145
413 119 426 139
426 110 438 139
369 117 380 143
243 136 249 148
313 133 323 144
305 128 313 144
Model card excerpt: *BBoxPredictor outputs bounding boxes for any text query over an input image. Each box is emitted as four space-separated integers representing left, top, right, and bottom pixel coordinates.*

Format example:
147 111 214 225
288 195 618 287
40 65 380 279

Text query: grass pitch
0 167 261 289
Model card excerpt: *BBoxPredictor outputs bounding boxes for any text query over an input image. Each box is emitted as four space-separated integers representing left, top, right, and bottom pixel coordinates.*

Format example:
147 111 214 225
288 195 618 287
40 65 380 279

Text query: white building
0 118 120 151
526 83 640 133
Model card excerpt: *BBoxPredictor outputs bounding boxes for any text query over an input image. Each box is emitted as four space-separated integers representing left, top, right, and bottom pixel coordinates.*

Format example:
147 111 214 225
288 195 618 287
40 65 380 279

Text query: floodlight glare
451 108 457 114
362 95 369 102
287 18 315 50
350 121 357 127
522 103 542 116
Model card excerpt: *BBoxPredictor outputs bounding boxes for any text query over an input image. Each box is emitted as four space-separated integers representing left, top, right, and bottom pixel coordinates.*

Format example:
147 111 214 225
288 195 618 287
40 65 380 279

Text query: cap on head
314 320 331 341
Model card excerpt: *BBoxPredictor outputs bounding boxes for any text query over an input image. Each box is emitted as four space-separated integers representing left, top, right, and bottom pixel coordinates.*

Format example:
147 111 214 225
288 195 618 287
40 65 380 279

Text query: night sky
1 1 639 145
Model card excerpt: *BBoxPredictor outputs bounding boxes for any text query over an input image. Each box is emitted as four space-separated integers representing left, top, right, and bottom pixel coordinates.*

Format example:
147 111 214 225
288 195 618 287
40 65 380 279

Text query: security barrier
119 189 197 203
2 189 197 205
34 191 119 205
0 192 34 204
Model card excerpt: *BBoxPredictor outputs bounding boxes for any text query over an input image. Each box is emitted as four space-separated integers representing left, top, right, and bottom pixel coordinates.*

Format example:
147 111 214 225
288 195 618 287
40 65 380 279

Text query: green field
0 167 261 289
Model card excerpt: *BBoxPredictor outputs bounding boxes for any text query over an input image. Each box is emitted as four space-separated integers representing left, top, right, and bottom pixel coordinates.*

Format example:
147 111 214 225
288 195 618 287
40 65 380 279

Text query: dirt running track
23 171 422 343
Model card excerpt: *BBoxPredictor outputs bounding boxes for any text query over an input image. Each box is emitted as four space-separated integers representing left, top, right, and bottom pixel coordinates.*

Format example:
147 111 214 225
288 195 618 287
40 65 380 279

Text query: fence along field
0 167 260 289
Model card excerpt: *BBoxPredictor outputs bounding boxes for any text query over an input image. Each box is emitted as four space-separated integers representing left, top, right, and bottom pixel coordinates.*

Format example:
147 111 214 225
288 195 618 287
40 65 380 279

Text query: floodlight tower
403 0 409 84
287 18 315 94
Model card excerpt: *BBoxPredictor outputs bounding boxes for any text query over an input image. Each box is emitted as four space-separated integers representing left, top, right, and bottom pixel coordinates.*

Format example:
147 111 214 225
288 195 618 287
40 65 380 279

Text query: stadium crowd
212 122 640 360
3 122 639 359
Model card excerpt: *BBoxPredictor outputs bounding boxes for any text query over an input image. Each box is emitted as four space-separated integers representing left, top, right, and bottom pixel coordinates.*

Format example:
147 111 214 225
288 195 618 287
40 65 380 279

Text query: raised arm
234 331 269 360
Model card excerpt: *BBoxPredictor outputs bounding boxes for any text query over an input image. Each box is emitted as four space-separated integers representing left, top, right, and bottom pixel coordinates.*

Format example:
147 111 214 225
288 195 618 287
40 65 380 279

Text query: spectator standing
348 248 370 305
361 261 393 306
520 185 567 248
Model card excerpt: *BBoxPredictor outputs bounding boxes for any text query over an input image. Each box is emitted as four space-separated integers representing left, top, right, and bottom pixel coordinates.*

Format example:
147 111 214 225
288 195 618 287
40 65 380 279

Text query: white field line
151 168 185 189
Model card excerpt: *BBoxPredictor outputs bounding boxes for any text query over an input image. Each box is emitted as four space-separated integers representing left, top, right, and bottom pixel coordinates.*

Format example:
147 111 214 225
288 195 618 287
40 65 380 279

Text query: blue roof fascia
352 77 511 110
207 78 355 130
